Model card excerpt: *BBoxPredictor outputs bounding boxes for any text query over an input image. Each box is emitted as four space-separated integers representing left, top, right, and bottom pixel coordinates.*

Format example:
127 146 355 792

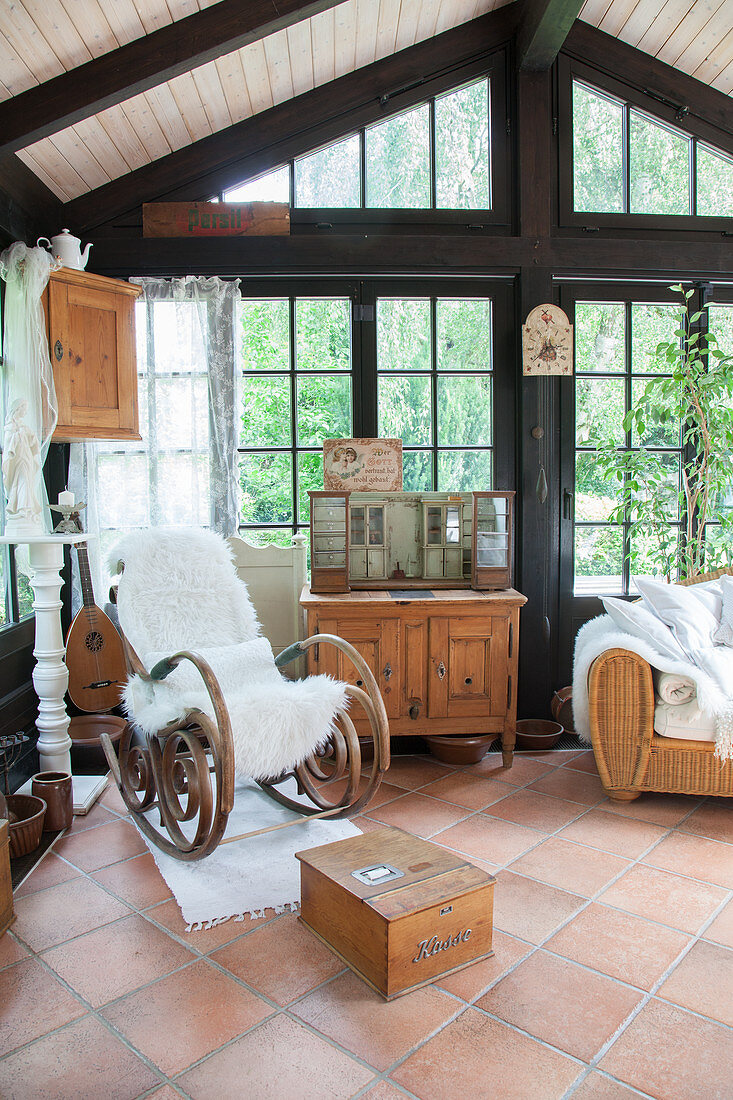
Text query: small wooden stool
296 826 495 1000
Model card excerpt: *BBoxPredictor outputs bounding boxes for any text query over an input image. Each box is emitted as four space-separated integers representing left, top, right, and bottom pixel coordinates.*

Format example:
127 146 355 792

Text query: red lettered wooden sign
142 201 290 238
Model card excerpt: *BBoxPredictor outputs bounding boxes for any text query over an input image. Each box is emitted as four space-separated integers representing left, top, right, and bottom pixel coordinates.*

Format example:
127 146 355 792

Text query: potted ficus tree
595 286 733 581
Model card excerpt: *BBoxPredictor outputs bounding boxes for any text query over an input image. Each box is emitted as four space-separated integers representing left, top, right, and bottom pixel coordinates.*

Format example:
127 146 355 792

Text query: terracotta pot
515 719 563 751
69 714 126 772
5 795 46 858
551 687 575 733
31 772 73 831
425 734 493 765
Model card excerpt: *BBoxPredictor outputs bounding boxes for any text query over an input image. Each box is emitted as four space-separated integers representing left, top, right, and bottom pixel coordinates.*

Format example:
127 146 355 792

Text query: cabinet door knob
54 339 63 361
436 660 446 680
382 662 392 681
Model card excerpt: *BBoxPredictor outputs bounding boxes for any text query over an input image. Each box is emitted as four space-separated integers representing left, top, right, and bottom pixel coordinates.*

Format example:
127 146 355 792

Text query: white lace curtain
69 274 240 611
0 242 59 535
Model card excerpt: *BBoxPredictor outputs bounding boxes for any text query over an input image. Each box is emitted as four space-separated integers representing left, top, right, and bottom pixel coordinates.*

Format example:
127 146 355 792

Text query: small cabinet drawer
314 551 347 568
314 504 346 521
313 520 346 535
315 535 346 551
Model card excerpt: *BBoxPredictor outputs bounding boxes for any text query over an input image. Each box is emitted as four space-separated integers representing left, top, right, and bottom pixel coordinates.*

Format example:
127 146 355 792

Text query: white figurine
2 398 44 534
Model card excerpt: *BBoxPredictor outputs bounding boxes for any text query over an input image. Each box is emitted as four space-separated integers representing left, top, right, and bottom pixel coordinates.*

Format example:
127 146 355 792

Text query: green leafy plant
595 287 733 580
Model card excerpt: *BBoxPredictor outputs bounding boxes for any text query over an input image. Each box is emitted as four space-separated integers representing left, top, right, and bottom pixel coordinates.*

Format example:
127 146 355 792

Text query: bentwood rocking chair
100 527 390 861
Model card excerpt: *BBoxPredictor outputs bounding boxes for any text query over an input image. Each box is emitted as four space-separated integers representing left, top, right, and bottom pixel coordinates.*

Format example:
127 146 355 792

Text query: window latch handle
563 489 574 520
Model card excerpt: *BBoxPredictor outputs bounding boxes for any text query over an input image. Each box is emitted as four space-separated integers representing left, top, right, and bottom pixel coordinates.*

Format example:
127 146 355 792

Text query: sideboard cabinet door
44 268 142 442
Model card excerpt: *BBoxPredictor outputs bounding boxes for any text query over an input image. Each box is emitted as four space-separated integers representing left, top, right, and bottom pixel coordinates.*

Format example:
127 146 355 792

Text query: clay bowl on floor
6 794 47 858
70 714 127 772
425 735 493 765
515 719 563 751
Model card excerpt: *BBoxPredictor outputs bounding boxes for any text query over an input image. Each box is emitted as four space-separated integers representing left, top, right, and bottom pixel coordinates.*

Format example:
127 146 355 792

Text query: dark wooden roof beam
0 0 346 161
517 0 585 71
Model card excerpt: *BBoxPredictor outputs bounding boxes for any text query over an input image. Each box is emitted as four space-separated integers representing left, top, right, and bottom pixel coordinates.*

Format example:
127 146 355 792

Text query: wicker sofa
587 567 733 802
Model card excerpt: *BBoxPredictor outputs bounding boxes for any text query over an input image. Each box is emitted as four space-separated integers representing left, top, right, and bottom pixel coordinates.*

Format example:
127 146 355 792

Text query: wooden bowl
425 735 493 765
69 714 126 771
515 719 563 751
6 794 47 858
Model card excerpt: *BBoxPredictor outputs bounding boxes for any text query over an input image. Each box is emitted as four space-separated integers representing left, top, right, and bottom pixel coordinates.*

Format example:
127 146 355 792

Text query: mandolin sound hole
85 631 104 652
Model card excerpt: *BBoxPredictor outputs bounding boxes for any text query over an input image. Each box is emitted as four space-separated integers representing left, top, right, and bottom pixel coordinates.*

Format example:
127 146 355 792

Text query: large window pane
573 82 623 213
295 134 360 207
438 450 493 491
16 554 33 620
709 305 733 357
377 299 430 370
631 303 679 374
155 377 209 449
240 376 291 446
239 453 293 524
437 299 491 371
437 377 492 446
152 301 207 373
630 379 680 447
435 78 490 209
366 104 430 208
402 451 433 491
296 375 351 446
296 299 350 371
630 110 690 215
297 452 324 523
378 376 432 445
575 302 625 374
574 526 624 594
157 455 210 526
239 299 289 371
224 167 290 203
696 145 733 218
576 378 625 445
575 452 622 521
98 454 149 527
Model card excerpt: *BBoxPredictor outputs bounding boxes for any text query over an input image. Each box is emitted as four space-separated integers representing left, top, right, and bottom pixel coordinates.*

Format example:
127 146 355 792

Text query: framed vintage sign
323 438 403 491
142 201 289 238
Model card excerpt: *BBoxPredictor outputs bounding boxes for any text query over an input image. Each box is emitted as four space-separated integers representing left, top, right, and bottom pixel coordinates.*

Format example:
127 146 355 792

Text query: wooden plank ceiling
1 0 731 203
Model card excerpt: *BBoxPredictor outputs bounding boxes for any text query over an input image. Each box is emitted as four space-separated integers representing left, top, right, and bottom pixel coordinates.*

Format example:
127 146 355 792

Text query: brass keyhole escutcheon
436 660 446 680
54 339 63 361
383 663 393 681
409 703 420 720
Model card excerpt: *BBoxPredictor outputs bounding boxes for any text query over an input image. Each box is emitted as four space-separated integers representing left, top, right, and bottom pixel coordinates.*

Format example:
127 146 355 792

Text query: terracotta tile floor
1 749 732 1100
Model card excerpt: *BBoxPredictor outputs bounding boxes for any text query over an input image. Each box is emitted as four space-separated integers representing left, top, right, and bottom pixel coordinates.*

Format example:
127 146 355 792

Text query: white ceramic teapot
37 229 92 270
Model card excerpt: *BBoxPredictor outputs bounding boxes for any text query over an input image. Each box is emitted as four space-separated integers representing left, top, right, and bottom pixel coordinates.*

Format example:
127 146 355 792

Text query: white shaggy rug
140 778 361 930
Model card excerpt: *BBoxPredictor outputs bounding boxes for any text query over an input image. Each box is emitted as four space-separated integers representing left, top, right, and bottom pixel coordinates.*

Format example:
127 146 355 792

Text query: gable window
568 77 733 222
220 74 495 215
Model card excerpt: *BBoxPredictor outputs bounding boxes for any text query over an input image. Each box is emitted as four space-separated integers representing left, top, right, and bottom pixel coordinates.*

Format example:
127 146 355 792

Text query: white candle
58 490 75 507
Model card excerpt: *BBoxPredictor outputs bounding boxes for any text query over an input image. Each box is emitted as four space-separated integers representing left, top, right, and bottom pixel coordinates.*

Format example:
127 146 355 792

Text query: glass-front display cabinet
309 490 514 593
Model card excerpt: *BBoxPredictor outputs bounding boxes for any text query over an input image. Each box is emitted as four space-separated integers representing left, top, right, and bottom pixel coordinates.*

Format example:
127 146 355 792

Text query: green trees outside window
573 80 733 218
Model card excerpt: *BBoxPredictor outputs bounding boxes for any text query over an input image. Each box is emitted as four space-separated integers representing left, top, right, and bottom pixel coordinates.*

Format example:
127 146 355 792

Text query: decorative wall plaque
522 304 573 376
323 438 403 491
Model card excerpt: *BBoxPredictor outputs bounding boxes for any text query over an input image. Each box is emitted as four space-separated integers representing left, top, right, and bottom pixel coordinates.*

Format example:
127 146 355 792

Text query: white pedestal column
1 533 106 811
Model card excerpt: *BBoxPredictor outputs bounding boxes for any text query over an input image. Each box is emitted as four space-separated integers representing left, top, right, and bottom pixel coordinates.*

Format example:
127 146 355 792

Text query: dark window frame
557 57 733 236
220 52 511 235
236 275 515 544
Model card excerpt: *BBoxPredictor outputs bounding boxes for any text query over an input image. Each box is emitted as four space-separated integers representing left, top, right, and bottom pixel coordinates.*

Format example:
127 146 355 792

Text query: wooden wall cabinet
301 586 526 764
43 267 142 442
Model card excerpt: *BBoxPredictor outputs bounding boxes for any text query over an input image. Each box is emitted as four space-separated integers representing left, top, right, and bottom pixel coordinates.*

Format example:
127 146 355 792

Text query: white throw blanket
654 671 696 705
573 615 733 761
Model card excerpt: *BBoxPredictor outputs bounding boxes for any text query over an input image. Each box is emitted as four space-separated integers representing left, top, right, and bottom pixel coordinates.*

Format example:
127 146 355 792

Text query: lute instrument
65 541 127 712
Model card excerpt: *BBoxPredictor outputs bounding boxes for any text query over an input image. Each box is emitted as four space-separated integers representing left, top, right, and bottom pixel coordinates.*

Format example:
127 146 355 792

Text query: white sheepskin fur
573 614 733 762
111 528 349 781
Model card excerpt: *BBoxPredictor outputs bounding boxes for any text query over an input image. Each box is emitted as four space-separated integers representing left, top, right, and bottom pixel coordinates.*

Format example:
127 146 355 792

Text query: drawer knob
465 677 473 685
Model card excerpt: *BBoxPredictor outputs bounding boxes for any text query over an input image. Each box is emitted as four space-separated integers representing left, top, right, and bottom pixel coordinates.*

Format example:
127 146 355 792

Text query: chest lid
296 827 494 920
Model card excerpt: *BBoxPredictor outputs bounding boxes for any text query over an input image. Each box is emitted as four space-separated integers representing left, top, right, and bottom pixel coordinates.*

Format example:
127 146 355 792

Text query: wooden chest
296 827 495 1000
0 820 14 937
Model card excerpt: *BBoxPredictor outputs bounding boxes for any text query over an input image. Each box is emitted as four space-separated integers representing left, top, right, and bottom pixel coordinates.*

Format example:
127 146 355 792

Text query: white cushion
713 574 733 647
601 596 686 662
654 698 717 741
685 577 723 621
634 578 720 660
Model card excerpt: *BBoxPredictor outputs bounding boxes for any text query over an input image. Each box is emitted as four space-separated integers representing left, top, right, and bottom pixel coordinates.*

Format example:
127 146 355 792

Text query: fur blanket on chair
111 527 350 781
573 615 733 762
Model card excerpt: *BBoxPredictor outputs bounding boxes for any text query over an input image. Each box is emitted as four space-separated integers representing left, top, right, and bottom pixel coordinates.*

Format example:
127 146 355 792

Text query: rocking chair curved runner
100 528 390 861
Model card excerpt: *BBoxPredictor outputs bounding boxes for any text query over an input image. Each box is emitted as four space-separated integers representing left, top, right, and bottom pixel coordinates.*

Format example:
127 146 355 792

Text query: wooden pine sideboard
300 585 526 766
